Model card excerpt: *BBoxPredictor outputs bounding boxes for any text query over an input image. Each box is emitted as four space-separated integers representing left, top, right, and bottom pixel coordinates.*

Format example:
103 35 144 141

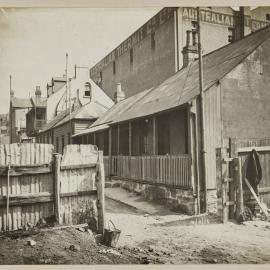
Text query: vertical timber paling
53 153 62 224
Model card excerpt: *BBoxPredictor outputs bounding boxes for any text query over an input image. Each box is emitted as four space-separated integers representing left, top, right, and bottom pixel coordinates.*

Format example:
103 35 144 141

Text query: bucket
103 220 121 247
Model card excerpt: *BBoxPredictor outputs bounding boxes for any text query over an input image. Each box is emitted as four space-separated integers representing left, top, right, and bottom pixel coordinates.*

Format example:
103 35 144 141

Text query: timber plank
60 163 96 171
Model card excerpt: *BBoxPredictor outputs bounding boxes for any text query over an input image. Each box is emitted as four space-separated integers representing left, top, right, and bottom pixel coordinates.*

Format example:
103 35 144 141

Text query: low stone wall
110 178 196 215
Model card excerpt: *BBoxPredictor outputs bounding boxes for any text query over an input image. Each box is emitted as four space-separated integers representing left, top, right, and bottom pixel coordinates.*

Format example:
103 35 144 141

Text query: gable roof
11 97 32 108
82 25 270 131
40 100 109 133
40 110 67 133
54 101 109 129
31 97 47 108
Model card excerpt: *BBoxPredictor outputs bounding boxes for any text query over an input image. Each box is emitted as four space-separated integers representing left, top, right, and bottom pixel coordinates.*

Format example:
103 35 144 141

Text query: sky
0 7 160 114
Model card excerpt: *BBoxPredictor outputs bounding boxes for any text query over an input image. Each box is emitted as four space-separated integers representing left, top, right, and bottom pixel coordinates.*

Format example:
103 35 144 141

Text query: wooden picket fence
107 155 192 189
0 143 105 233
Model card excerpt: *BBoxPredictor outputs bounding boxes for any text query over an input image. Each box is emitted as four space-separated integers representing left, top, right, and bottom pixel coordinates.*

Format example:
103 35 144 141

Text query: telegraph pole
65 53 68 113
9 75 13 144
197 7 207 213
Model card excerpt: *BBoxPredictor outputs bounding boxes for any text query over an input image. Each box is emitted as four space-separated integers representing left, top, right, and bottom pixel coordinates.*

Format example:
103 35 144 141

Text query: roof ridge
202 24 270 59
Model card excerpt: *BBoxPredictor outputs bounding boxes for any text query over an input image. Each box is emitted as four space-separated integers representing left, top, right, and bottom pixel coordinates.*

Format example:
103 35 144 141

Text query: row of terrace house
73 26 270 215
35 68 114 154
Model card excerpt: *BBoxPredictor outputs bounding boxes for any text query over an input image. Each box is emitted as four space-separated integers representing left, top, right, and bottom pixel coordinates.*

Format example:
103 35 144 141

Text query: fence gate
216 148 243 223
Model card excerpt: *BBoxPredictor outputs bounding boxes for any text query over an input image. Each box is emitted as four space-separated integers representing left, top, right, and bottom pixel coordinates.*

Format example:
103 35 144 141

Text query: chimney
182 30 198 68
114 83 125 103
35 86 41 99
234 7 245 41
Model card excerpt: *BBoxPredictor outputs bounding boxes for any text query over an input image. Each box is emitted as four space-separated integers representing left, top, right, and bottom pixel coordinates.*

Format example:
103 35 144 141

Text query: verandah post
129 122 132 179
152 116 157 155
53 153 62 224
108 127 112 178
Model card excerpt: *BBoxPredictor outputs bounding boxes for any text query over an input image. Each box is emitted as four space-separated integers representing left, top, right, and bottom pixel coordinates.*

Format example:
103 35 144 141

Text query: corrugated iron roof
54 101 109 128
11 98 32 108
40 100 109 133
86 25 270 129
40 110 67 133
73 123 109 137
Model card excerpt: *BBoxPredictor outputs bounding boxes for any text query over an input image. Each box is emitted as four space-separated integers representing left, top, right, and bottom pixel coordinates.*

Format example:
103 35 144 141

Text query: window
84 82 91 97
62 135 65 154
113 61 116 75
36 109 45 120
266 14 270 21
68 132 71 145
130 48 133 65
151 32 156 50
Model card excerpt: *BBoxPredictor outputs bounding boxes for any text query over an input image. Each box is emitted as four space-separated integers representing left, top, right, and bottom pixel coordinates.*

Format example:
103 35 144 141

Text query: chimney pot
192 30 198 46
35 86 41 98
182 30 199 68
114 82 125 103
186 30 192 47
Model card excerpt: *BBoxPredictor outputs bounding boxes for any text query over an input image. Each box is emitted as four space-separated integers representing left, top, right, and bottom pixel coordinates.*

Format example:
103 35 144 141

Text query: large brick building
90 7 270 99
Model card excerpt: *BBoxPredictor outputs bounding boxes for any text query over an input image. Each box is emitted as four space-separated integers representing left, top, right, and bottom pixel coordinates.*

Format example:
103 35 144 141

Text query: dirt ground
0 197 270 264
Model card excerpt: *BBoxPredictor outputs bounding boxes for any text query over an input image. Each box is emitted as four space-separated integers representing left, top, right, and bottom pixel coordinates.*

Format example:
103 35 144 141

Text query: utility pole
197 7 207 213
65 53 68 113
9 75 12 144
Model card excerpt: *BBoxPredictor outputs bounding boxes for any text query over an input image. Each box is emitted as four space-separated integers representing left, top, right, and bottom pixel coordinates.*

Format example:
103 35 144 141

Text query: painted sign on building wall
182 7 269 31
90 7 175 78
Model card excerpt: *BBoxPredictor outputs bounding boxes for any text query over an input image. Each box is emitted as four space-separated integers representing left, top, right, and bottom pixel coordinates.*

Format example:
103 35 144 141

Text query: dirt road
106 198 270 264
0 196 270 264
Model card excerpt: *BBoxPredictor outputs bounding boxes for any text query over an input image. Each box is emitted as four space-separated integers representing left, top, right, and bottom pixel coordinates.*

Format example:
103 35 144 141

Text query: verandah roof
74 25 270 137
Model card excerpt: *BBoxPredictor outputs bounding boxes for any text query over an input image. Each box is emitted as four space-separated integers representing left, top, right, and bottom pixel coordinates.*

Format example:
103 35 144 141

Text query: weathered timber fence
217 138 270 222
237 146 270 209
107 155 192 189
0 143 105 232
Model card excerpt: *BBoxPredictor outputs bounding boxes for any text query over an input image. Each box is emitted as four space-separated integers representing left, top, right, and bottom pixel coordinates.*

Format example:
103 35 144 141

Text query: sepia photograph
0 0 270 266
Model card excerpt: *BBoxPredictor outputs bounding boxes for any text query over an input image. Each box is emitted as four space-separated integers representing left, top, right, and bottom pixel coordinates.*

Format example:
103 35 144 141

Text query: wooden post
93 133 96 145
96 151 105 234
53 153 62 224
152 116 157 155
187 106 196 209
117 124 120 155
194 100 201 214
129 122 132 156
216 148 223 220
221 148 229 223
228 138 237 219
128 122 132 179
108 128 112 177
234 157 244 222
